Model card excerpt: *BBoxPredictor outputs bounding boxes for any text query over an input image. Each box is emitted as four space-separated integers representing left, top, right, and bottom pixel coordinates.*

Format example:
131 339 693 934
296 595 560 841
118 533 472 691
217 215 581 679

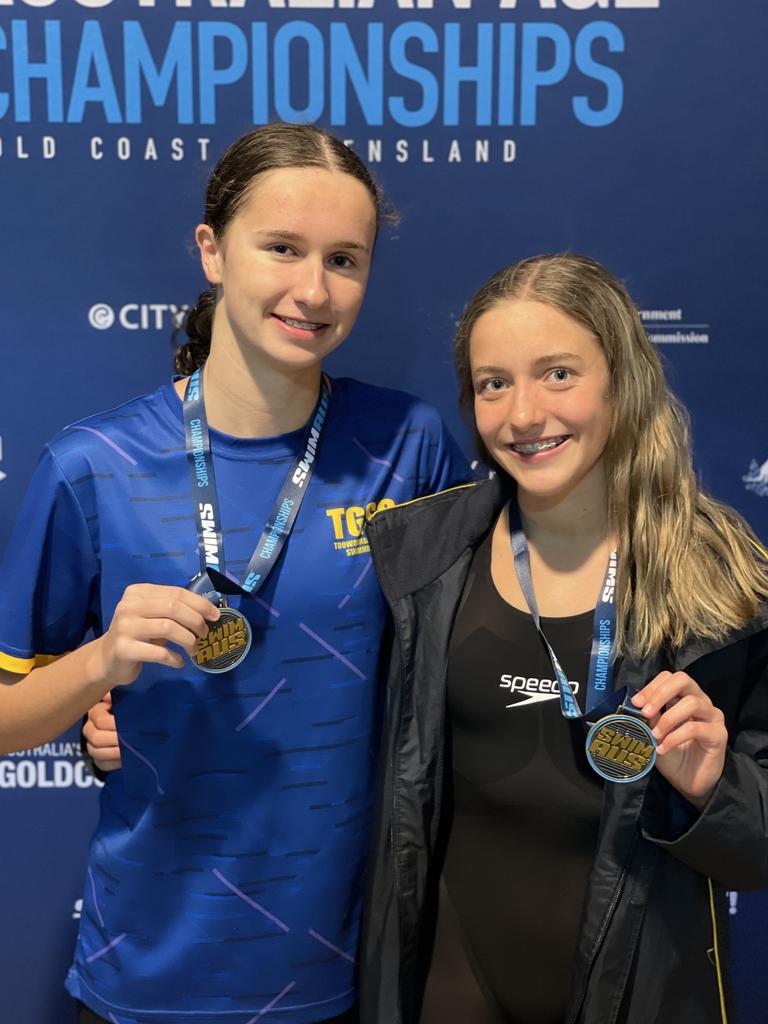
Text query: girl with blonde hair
361 253 768 1024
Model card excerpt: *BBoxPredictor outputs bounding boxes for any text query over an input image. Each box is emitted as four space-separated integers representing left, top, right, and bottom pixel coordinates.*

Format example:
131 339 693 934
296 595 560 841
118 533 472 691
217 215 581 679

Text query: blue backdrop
1 2 766 1022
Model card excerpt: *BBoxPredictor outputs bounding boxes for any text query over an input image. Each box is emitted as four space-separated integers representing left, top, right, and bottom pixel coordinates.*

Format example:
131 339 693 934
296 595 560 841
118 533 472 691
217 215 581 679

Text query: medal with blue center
510 502 654 784
183 367 331 674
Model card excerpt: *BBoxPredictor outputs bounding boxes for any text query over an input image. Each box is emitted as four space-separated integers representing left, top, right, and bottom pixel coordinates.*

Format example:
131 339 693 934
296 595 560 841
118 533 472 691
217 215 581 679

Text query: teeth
278 316 325 331
512 437 567 455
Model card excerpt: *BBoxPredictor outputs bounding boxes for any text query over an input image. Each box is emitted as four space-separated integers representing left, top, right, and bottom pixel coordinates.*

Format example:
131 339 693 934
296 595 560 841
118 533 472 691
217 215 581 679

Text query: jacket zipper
567 858 630 1024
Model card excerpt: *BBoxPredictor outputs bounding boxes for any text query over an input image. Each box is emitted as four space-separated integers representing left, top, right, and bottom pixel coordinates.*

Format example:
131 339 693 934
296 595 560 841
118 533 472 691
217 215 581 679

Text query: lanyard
508 502 618 720
183 368 331 598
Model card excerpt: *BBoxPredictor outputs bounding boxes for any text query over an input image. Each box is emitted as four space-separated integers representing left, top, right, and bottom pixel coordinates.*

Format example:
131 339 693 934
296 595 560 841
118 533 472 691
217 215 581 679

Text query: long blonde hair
454 253 768 656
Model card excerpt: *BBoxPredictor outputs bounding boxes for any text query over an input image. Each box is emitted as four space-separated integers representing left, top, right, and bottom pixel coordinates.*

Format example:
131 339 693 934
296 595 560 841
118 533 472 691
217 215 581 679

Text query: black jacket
361 477 768 1024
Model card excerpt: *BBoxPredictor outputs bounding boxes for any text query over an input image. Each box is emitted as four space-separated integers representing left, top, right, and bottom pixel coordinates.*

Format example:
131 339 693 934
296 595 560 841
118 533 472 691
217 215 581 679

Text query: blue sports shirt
0 377 468 1024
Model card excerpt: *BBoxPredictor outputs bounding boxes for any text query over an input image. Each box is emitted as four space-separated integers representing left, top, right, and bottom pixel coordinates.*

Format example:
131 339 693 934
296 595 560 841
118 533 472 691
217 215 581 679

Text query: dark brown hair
175 123 386 374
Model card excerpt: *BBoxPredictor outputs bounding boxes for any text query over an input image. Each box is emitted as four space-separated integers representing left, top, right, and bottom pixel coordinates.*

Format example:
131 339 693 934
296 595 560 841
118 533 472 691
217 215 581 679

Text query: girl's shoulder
44 382 179 468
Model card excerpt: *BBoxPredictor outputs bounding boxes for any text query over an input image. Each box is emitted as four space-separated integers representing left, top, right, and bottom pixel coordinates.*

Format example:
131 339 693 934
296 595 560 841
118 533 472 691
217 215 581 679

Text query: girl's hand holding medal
91 584 221 687
631 671 728 808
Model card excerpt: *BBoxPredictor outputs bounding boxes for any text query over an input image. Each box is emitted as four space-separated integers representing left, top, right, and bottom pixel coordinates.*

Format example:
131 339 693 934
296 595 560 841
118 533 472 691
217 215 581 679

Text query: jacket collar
367 476 507 604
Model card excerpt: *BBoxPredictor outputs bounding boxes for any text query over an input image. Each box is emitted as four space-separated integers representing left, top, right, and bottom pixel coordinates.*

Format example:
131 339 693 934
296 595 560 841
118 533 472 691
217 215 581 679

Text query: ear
195 224 223 286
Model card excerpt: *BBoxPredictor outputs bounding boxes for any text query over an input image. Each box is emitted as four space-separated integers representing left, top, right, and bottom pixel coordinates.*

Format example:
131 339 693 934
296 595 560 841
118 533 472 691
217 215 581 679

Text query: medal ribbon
508 502 618 720
183 368 331 597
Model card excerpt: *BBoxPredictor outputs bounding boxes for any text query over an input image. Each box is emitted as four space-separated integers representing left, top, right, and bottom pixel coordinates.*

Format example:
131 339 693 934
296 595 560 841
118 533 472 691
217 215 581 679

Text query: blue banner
1 2 766 1021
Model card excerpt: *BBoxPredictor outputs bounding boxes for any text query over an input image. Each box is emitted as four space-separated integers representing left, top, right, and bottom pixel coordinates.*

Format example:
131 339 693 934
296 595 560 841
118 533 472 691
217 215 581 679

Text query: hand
89 584 220 688
83 692 121 773
631 671 728 809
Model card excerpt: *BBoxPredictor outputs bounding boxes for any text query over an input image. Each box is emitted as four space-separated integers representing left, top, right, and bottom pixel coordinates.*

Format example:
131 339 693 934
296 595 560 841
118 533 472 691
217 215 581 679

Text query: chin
264 343 333 372
491 459 569 496
278 334 344 364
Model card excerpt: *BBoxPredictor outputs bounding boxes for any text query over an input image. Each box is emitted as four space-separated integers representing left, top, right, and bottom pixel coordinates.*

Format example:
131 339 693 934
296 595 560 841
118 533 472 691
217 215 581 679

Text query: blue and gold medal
585 709 657 783
194 601 252 674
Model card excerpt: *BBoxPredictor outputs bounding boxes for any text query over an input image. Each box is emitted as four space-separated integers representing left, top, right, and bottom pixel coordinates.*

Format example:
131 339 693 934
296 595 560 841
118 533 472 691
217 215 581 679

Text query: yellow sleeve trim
0 650 65 675
708 878 729 1024
370 481 478 520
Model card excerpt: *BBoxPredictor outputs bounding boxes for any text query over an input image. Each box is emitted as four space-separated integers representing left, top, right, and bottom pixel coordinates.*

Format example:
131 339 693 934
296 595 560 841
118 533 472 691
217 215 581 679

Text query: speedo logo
500 675 580 709
198 502 220 567
292 386 330 488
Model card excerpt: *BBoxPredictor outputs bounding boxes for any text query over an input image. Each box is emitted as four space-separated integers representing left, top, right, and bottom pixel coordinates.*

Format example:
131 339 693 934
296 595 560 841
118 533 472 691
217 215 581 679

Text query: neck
517 464 611 549
176 339 322 439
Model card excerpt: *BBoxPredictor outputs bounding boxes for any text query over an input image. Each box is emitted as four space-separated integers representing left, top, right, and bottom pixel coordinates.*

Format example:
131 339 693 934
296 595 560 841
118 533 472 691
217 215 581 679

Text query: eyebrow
531 351 584 368
472 364 509 377
257 229 371 254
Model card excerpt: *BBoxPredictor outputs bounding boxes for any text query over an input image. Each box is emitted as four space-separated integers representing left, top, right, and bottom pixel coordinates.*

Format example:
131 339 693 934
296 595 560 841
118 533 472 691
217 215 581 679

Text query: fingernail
642 704 654 717
631 693 644 706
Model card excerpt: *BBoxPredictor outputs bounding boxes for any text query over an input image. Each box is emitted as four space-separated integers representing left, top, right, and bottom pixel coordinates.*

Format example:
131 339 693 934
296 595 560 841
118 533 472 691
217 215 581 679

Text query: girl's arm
0 643 114 755
0 584 219 756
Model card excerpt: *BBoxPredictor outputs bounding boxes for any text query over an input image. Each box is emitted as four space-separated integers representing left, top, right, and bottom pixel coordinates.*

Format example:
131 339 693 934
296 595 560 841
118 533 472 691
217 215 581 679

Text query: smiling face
470 299 613 508
196 166 377 374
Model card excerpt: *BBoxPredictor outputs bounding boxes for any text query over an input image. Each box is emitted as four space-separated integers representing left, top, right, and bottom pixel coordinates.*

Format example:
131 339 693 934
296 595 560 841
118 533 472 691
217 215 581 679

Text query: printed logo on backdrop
88 302 189 331
0 741 103 790
743 457 768 499
639 308 710 346
1 0 661 168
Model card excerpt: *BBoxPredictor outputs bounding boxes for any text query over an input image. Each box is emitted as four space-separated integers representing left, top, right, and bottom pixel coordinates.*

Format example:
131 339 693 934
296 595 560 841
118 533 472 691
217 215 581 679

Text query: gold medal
585 710 657 783
194 603 252 674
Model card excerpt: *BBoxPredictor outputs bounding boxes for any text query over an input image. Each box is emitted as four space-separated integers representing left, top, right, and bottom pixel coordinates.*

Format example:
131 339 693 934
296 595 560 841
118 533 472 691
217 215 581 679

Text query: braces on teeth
512 437 566 454
279 316 324 330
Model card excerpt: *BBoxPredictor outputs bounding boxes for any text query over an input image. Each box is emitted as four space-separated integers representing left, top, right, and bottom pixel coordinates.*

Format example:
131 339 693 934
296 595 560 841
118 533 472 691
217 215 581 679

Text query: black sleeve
640 628 768 890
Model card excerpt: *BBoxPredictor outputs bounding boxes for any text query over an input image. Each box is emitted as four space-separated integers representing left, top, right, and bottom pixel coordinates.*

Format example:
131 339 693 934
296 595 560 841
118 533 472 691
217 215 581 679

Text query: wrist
674 770 722 811
81 635 113 695
686 786 714 812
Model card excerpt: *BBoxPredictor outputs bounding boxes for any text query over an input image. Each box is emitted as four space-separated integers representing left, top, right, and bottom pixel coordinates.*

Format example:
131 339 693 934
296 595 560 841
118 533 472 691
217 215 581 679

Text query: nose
508 381 545 435
292 256 330 310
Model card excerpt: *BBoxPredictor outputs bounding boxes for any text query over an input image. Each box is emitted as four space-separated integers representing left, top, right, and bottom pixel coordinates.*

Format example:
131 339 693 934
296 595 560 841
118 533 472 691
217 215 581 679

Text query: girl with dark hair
0 123 467 1024
360 253 768 1024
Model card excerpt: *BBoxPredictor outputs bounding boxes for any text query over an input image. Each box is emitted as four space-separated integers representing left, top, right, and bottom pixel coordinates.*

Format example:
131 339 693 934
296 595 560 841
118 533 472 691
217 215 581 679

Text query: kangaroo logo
743 457 768 498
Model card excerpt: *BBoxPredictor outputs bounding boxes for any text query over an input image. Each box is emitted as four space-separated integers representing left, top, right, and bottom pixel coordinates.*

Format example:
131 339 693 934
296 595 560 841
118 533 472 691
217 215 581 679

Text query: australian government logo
640 308 710 346
1 741 103 790
743 457 768 499
0 1 661 167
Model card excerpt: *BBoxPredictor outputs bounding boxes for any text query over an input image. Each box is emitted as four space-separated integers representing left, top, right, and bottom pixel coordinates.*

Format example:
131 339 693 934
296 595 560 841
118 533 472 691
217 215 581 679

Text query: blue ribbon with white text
509 502 618 720
183 368 331 598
